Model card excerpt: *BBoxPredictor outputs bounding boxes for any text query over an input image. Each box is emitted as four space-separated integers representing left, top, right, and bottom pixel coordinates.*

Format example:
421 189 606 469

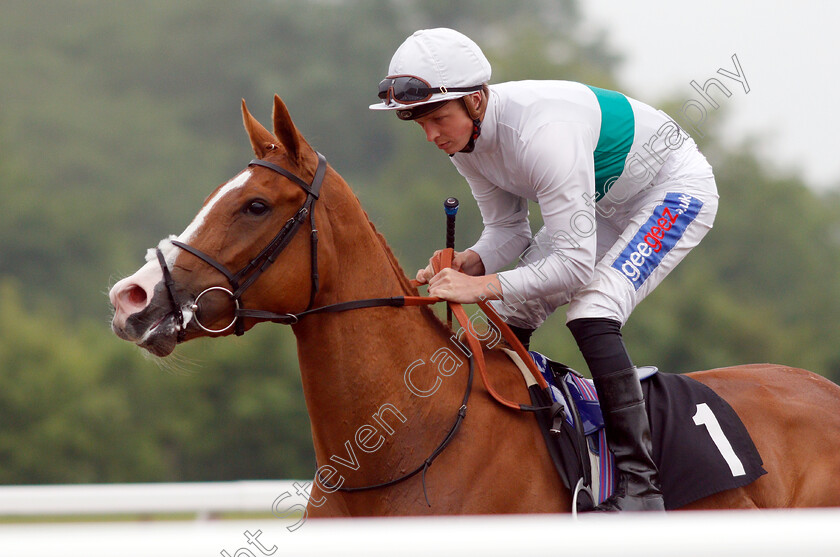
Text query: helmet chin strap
455 117 482 155
454 87 488 155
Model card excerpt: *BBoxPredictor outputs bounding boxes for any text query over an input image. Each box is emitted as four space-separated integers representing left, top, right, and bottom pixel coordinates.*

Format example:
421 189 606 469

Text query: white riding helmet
370 28 491 118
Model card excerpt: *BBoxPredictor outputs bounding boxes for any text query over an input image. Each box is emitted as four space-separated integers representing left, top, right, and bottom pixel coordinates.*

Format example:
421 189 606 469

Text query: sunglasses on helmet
378 75 483 105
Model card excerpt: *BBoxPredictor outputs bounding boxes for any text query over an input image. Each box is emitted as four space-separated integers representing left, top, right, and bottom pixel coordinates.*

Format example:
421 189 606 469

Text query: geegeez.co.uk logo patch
612 192 703 290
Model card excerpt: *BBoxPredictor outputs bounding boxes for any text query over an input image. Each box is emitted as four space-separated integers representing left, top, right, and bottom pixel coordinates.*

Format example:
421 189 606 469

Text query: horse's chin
113 312 180 358
139 329 178 358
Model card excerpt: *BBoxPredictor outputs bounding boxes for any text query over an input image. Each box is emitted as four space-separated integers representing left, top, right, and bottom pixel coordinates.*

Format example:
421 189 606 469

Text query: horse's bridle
156 152 327 339
153 153 561 506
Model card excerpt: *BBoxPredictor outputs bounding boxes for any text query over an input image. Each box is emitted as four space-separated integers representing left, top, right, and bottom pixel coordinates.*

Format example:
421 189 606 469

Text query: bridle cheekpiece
157 152 327 339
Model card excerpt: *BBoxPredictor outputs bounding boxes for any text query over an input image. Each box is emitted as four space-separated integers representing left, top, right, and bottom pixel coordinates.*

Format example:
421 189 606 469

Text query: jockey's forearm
456 249 486 276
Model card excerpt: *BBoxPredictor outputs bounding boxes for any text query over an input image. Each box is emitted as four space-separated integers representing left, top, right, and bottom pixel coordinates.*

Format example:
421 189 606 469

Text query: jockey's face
414 95 479 155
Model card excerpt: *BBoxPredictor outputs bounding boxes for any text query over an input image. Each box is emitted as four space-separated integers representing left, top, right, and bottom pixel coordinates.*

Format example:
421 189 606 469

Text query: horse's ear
241 99 276 159
272 94 311 165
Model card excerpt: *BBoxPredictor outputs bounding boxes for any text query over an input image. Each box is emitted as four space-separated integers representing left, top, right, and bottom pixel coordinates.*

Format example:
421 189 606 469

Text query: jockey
370 28 718 512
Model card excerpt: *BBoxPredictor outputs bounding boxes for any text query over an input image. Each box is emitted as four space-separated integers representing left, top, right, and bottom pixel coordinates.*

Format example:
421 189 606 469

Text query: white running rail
0 480 306 519
0 482 838 557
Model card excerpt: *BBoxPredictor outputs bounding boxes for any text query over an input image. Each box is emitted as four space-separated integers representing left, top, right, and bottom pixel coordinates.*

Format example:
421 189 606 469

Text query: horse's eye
244 200 270 216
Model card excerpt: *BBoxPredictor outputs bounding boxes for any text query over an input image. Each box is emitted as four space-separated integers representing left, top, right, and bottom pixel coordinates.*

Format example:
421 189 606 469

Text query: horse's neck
288 176 572 514
293 177 459 473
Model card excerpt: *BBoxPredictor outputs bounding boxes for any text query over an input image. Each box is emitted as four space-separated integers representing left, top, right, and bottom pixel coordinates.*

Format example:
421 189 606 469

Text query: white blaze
137 169 254 329
149 169 254 267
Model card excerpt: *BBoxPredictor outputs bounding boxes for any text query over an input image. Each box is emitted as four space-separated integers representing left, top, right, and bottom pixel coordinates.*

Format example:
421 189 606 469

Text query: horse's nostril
126 284 148 307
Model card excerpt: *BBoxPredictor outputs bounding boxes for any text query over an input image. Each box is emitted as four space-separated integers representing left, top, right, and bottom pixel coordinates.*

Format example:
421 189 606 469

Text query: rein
155 153 551 503
312 248 551 505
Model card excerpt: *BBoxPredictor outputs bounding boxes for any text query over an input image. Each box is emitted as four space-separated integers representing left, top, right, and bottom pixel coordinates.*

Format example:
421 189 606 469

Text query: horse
109 95 840 515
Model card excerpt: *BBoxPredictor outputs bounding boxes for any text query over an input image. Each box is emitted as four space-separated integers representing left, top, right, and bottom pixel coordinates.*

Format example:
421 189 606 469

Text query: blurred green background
2 0 839 484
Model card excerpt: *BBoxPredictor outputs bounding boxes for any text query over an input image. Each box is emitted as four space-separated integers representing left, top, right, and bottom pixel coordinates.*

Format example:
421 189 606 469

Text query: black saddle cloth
532 353 767 510
642 372 767 509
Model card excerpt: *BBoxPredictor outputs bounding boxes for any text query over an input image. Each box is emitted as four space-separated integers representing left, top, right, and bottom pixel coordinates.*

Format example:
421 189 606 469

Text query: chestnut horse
110 95 840 515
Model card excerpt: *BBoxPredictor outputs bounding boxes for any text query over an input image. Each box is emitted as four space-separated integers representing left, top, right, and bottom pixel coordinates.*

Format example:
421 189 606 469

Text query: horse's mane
360 205 419 295
314 150 449 333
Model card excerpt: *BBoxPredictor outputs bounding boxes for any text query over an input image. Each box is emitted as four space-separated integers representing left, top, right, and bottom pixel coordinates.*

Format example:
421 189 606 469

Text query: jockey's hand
414 249 485 285
428 268 503 304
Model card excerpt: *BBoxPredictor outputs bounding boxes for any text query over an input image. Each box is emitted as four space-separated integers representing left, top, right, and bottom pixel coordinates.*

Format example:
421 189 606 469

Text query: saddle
420 249 765 511
503 349 767 511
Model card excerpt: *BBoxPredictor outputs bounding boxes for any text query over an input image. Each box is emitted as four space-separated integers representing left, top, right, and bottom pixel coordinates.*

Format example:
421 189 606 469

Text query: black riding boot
507 325 535 350
567 317 665 512
592 366 665 511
